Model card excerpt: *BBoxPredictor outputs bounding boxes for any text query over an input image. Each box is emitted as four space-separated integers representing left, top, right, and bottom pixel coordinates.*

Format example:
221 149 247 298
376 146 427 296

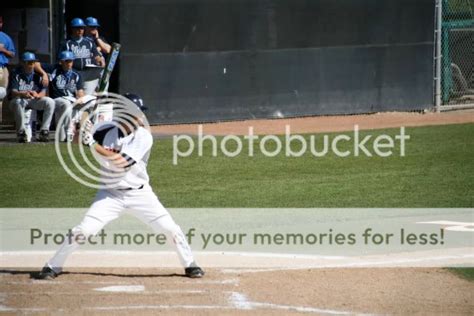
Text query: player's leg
0 67 8 90
38 190 124 279
126 188 204 278
54 97 73 142
29 97 55 141
8 97 28 142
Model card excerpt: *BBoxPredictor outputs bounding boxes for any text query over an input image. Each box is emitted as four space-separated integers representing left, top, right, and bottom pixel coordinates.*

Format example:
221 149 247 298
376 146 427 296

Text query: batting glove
81 120 96 147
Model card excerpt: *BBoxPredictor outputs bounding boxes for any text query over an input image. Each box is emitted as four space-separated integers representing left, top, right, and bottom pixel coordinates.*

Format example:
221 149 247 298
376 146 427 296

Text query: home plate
94 285 145 293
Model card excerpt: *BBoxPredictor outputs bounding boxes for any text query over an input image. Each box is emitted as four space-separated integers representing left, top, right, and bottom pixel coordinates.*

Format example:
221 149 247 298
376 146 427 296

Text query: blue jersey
60 37 100 70
50 65 84 98
0 31 16 67
10 70 45 94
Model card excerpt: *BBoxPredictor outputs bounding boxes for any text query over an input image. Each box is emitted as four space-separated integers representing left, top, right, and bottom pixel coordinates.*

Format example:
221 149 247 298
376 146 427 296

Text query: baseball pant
54 97 74 141
0 68 9 102
9 97 55 133
83 79 99 95
47 185 196 273
0 67 9 89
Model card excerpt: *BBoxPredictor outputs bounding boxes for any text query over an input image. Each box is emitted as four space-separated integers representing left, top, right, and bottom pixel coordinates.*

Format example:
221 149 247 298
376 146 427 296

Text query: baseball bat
76 43 121 143
97 42 121 94
80 42 121 124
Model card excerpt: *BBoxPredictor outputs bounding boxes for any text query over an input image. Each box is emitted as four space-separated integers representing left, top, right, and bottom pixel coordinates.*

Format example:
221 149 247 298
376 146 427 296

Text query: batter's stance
38 93 204 279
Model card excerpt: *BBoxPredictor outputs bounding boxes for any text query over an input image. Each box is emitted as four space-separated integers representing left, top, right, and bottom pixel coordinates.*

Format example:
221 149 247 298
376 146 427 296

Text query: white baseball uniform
46 123 196 273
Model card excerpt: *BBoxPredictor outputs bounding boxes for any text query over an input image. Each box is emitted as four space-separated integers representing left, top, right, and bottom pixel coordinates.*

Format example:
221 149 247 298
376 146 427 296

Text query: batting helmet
123 93 148 112
22 52 38 62
71 18 86 28
58 51 75 61
85 17 100 27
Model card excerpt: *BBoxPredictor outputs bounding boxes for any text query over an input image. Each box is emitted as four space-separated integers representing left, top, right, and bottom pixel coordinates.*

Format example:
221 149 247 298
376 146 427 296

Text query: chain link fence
437 0 474 110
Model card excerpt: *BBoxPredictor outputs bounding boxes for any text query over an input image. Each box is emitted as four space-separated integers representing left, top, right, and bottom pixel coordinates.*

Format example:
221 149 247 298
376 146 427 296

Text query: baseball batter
38 93 204 279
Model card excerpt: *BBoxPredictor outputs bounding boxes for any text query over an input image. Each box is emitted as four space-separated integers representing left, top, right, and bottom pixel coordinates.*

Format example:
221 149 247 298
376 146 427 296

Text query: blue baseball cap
71 18 86 28
59 51 75 61
22 52 38 62
85 17 100 27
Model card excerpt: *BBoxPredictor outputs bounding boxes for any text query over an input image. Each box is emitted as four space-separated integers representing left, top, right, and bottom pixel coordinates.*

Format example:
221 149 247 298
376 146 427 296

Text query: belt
118 184 144 191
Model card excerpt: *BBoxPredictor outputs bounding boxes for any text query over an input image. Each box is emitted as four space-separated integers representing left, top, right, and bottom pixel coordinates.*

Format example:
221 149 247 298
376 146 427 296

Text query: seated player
8 52 54 142
48 51 86 142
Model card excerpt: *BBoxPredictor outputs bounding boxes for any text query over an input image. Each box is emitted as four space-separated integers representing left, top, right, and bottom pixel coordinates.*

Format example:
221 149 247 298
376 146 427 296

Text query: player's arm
75 73 85 101
94 55 105 67
34 62 50 86
100 149 133 168
119 129 153 167
0 44 15 58
11 89 33 98
34 88 47 98
91 44 105 67
86 143 133 168
96 37 111 55
0 36 15 59
81 123 135 168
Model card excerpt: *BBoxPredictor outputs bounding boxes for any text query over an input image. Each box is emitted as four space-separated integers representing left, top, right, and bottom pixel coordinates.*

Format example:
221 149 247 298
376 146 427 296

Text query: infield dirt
1 267 473 315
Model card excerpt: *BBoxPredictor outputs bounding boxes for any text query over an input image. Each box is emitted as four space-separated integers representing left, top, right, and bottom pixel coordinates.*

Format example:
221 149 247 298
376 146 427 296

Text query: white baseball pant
54 97 74 142
46 185 195 273
9 97 55 133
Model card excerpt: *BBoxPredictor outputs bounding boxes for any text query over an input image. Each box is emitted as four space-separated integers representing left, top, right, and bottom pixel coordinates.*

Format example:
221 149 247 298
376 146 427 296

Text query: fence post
435 0 443 113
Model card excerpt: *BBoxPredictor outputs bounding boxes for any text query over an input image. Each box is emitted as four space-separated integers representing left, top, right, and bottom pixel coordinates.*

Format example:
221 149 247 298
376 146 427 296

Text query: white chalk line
227 291 362 315
0 305 50 312
87 304 236 311
229 291 253 310
417 220 474 232
94 285 144 293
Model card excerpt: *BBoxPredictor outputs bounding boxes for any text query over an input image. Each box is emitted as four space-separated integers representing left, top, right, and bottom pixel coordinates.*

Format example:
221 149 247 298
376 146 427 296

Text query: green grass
447 268 474 281
0 123 473 208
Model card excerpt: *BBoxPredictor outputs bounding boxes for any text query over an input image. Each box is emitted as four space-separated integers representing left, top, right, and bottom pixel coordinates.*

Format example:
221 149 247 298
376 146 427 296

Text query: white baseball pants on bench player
9 97 55 133
47 185 195 273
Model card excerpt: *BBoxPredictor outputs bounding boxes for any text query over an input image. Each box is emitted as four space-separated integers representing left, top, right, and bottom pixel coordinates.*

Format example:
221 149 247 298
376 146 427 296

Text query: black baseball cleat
185 266 205 278
17 130 27 143
37 130 49 142
37 266 58 280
